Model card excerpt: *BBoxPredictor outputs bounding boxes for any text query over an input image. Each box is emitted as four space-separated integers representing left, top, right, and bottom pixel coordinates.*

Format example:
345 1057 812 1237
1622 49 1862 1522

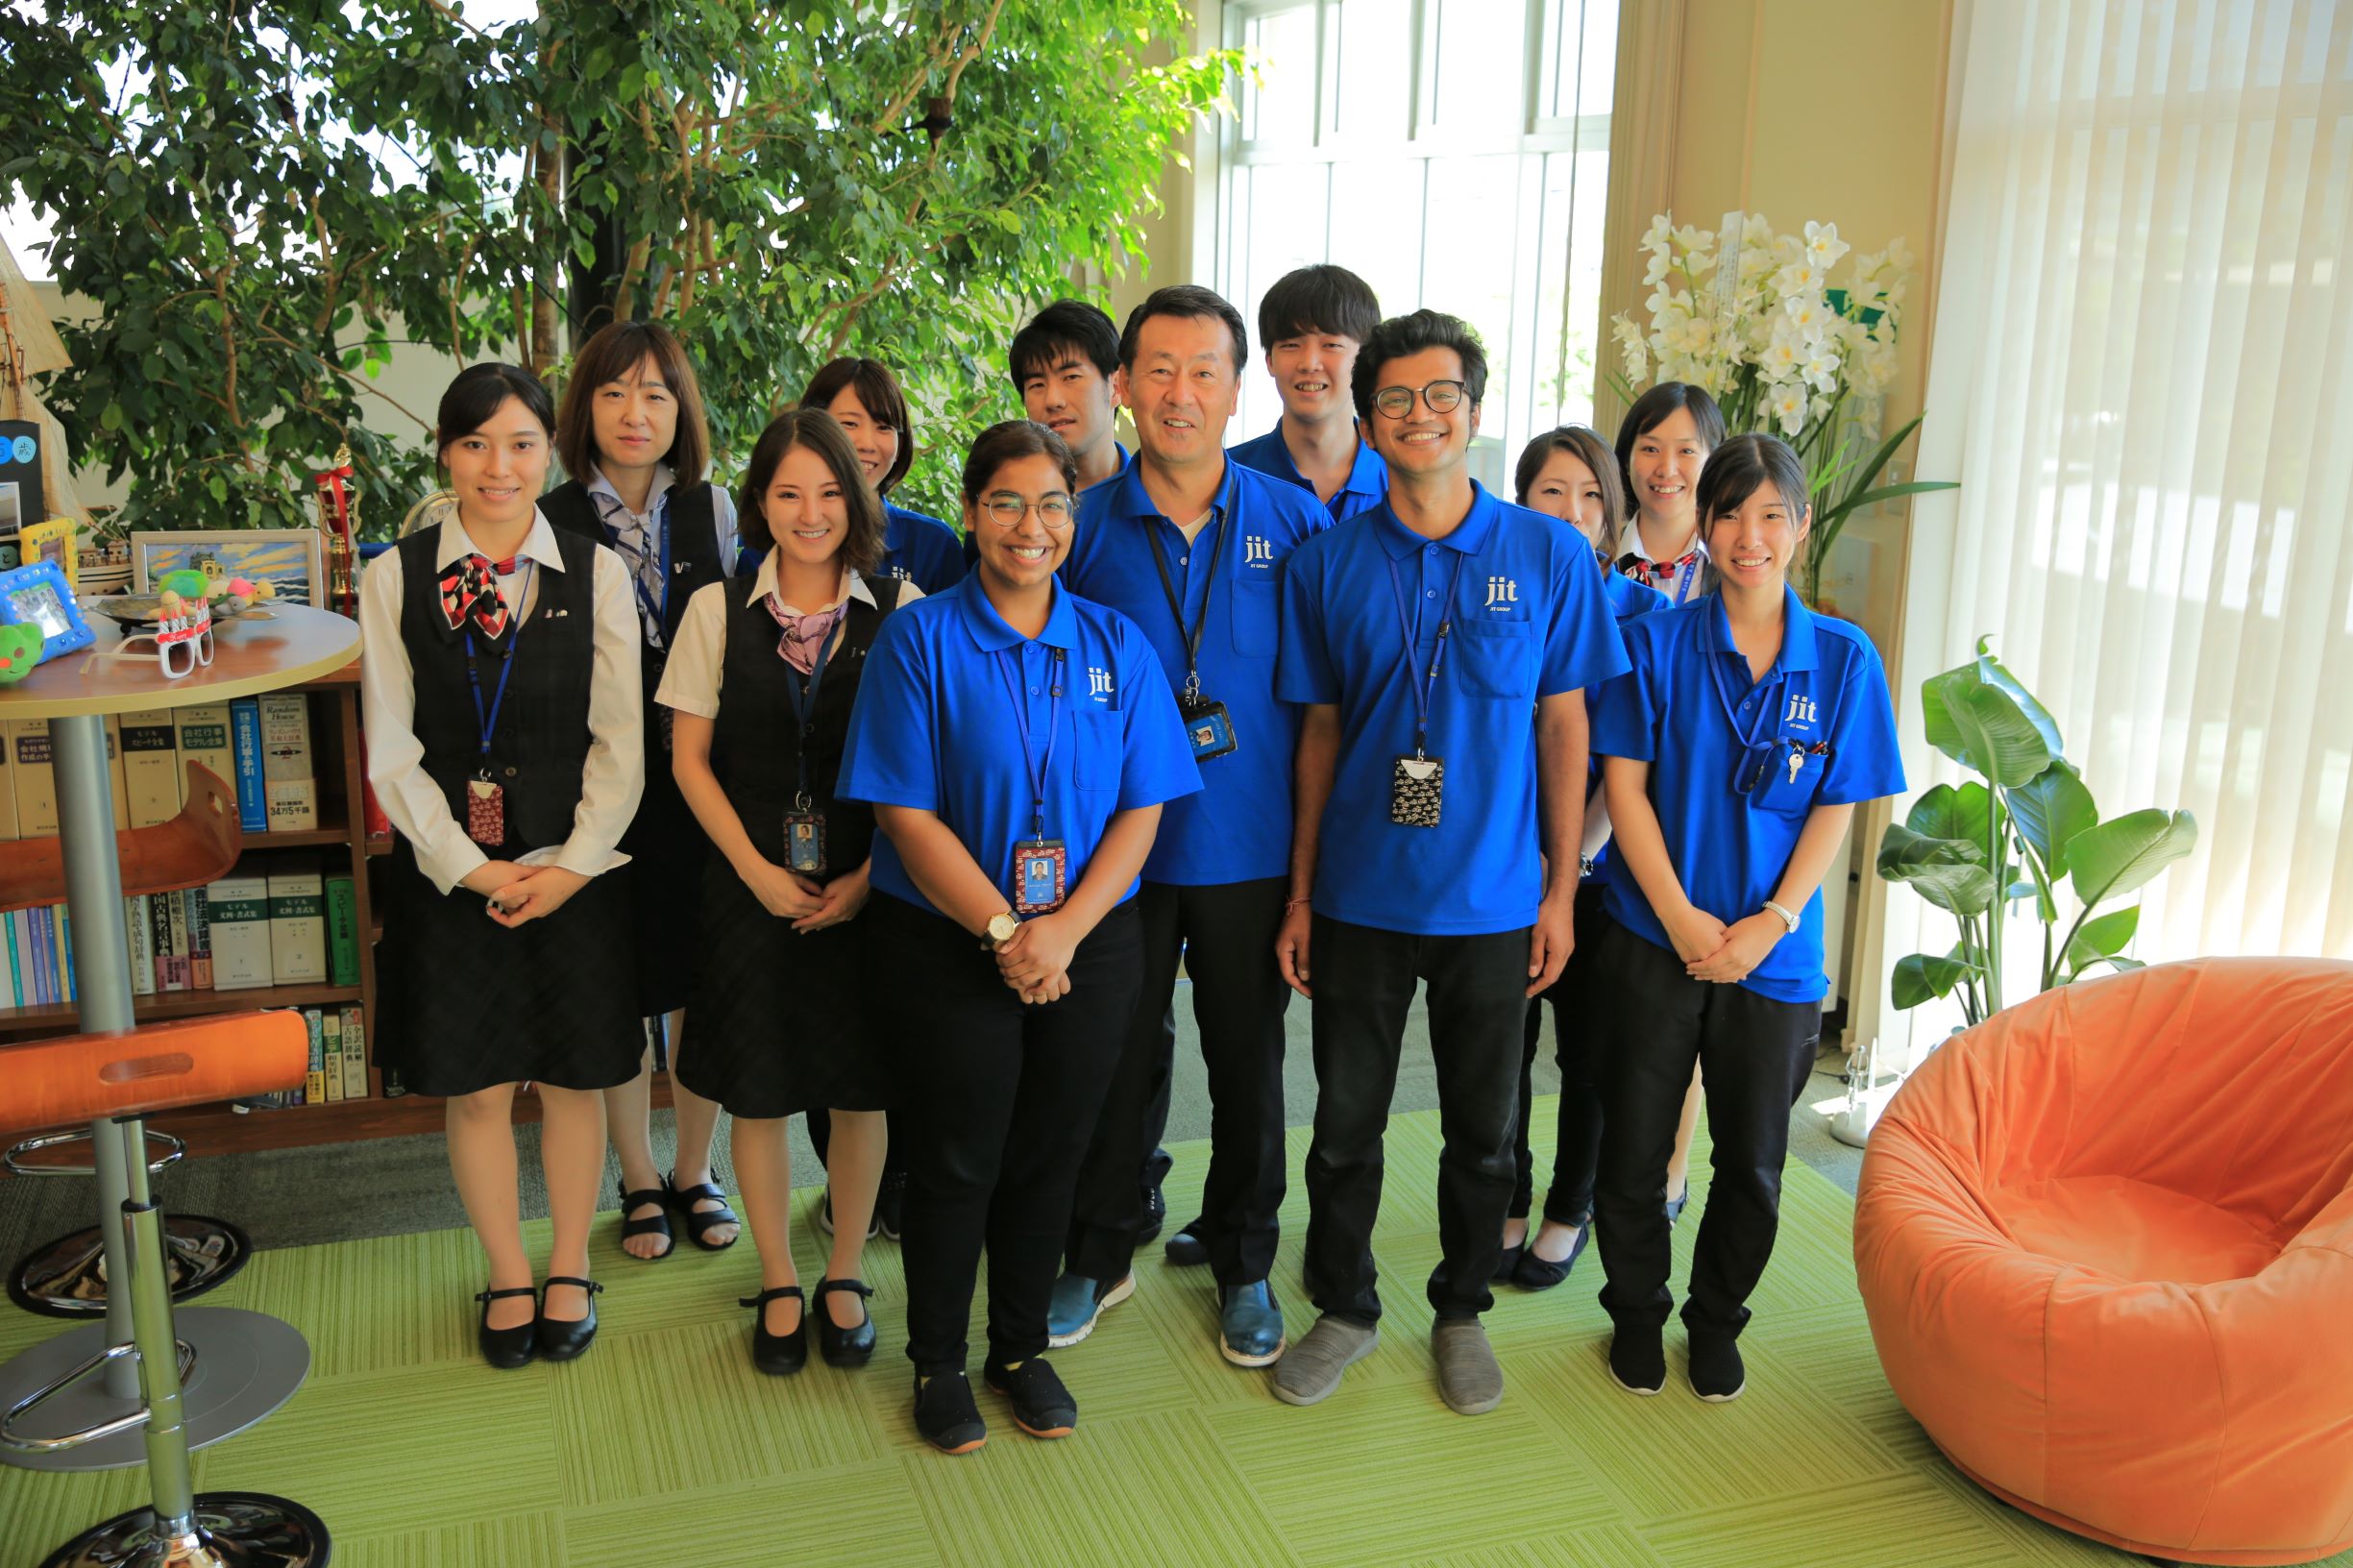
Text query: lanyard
781 609 841 811
602 489 673 637
1384 550 1467 759
993 644 1065 844
464 561 536 773
1703 626 1782 750
1141 507 1225 701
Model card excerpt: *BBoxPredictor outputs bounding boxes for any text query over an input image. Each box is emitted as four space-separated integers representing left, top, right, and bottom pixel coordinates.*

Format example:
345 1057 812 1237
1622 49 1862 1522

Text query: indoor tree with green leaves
1878 638 2199 1025
0 0 1232 533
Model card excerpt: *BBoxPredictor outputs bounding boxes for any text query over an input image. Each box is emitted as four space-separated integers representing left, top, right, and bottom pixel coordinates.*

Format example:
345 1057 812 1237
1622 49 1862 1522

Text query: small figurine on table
0 621 44 685
148 584 215 678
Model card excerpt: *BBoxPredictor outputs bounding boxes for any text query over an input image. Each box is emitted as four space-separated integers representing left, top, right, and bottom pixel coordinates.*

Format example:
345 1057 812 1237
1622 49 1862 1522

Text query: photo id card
1015 840 1068 914
466 777 506 845
783 812 826 875
1389 754 1444 827
1180 697 1238 762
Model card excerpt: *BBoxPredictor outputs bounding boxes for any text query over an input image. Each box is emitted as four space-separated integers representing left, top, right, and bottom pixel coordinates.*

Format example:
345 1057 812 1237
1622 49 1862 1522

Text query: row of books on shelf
1 858 362 1009
235 1003 378 1110
0 693 322 841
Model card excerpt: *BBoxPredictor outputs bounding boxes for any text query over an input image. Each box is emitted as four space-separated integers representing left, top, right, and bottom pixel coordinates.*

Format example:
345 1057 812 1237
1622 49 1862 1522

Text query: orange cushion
1854 957 2353 1566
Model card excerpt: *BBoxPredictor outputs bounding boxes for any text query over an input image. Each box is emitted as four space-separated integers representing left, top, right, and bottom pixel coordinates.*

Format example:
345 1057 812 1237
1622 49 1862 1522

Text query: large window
1213 0 1617 489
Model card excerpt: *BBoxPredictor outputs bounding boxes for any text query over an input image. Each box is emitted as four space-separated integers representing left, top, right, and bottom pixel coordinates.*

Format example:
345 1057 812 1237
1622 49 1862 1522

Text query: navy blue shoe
1045 1272 1135 1348
1164 1224 1209 1267
1217 1280 1287 1366
1512 1220 1591 1291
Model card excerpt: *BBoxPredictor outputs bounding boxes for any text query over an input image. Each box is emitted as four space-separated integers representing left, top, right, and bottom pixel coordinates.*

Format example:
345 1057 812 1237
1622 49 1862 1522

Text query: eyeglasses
980 494 1074 529
1372 380 1469 420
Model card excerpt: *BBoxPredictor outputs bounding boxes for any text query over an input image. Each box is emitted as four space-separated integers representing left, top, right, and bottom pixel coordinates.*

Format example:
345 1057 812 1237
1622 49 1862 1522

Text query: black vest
541 478 725 652
712 575 900 881
395 526 601 852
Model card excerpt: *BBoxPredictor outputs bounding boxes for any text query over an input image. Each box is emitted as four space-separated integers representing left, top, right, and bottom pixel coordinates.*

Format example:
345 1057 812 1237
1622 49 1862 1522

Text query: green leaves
1892 952 1980 1010
1921 653 2056 786
1876 821 1996 917
2069 810 2199 907
2009 759 2097 879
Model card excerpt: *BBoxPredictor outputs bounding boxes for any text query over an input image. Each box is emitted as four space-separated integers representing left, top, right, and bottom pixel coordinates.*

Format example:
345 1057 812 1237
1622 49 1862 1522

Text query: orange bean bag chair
1854 957 2353 1565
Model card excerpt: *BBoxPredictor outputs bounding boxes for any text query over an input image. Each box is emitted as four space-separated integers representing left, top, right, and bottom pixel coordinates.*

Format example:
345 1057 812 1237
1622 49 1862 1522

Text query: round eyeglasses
1373 380 1468 420
981 494 1074 529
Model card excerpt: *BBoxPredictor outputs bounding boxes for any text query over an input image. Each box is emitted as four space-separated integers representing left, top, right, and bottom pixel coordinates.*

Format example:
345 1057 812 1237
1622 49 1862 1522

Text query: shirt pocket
1229 576 1279 659
1454 619 1536 700
1072 708 1123 792
1754 745 1824 816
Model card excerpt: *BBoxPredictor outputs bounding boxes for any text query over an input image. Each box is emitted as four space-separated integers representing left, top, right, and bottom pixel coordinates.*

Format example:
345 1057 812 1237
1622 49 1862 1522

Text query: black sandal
664 1172 741 1252
619 1182 674 1261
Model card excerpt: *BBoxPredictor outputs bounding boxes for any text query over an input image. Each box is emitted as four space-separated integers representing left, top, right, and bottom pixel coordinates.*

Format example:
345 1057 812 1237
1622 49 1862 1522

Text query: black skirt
618 753 707 1019
374 843 644 1098
675 855 886 1120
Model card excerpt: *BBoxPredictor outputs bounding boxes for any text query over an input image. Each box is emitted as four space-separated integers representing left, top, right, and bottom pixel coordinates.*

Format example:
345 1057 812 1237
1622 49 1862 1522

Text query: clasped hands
463 860 589 928
1664 902 1786 984
738 858 870 932
993 913 1075 1006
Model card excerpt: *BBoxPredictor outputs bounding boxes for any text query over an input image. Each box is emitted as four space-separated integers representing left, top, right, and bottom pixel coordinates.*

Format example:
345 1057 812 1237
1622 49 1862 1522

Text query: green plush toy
158 568 211 600
0 622 45 685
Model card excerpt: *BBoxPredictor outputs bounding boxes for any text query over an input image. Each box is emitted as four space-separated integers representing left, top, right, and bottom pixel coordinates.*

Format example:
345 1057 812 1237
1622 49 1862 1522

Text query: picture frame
0 557 97 664
131 527 326 608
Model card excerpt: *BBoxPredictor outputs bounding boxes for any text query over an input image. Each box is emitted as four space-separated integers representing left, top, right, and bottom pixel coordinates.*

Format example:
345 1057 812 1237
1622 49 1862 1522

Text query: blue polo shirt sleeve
1275 536 1340 705
888 504 967 596
1816 634 1906 804
1539 540 1631 698
1588 613 1664 762
836 611 940 810
1111 615 1204 812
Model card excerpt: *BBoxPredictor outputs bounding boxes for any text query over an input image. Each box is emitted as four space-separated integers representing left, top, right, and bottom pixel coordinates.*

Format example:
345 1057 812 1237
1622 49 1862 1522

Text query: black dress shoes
813 1278 877 1367
741 1285 808 1375
535 1276 604 1362
476 1286 539 1370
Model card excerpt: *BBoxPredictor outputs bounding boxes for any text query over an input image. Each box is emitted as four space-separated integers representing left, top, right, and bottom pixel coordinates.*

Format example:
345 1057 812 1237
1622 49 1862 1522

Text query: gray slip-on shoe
1269 1314 1379 1406
1432 1318 1505 1415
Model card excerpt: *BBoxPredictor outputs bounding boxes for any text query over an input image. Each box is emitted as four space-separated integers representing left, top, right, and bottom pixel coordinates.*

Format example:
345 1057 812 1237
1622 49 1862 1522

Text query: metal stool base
0 1309 309 1473
37 1490 331 1567
11 1217 253 1318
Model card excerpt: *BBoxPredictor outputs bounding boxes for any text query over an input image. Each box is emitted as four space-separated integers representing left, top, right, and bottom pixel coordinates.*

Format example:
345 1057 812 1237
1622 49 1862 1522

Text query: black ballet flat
475 1286 539 1370
1492 1241 1527 1283
535 1276 604 1362
1513 1221 1592 1291
741 1285 808 1376
813 1278 877 1367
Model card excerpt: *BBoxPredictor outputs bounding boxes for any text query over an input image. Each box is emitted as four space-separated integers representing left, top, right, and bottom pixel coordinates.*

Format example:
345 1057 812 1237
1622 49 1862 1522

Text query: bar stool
0 1010 329 1567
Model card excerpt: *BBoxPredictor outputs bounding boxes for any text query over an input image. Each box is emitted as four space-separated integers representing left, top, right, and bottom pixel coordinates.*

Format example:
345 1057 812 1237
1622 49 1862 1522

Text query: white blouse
653 559 919 718
358 510 646 894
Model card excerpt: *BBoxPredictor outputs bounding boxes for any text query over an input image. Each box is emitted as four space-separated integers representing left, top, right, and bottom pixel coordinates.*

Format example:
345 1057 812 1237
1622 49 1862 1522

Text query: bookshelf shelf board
0 982 362 1036
237 827 351 851
364 837 392 857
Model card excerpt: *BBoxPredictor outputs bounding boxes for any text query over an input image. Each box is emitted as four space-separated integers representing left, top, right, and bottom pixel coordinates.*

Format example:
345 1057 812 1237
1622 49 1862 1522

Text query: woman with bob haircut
359 361 646 1370
655 407 908 1374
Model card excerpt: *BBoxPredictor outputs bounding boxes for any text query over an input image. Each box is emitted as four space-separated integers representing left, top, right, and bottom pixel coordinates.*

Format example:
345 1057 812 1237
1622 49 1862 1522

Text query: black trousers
1065 877 1290 1286
1303 914 1529 1326
1510 885 1611 1225
867 892 1143 1375
1591 919 1820 1339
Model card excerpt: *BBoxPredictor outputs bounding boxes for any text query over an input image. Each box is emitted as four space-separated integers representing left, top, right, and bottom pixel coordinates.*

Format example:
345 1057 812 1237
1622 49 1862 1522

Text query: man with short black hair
1230 264 1387 522
1008 299 1129 493
1047 283 1331 1369
1270 308 1628 1414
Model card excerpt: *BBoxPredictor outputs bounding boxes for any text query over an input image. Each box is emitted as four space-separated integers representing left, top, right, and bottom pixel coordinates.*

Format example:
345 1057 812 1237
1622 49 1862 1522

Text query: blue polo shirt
1582 558 1672 888
838 572 1202 919
881 502 966 595
1062 454 1330 885
1231 421 1388 522
1589 585 1904 1003
1277 484 1630 936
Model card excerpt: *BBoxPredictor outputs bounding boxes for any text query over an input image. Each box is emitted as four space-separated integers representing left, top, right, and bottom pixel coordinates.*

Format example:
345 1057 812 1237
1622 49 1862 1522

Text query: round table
0 603 359 1472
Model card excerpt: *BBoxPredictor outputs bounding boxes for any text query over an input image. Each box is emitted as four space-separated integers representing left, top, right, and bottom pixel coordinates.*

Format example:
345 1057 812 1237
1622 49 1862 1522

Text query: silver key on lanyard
1788 747 1803 784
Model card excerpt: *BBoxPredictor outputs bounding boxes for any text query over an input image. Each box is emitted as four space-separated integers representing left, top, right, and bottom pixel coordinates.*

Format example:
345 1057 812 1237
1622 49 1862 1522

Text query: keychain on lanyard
994 645 1068 913
463 560 537 847
1143 513 1239 761
1383 551 1465 827
779 614 839 876
1705 635 1805 799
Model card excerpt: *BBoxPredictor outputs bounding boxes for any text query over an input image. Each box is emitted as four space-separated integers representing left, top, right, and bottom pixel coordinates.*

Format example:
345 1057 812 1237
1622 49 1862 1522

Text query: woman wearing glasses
654 408 906 1375
838 419 1199 1455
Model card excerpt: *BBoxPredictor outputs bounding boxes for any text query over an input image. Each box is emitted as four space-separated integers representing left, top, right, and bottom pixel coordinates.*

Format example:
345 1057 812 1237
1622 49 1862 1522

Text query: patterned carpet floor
3 1103 2338 1568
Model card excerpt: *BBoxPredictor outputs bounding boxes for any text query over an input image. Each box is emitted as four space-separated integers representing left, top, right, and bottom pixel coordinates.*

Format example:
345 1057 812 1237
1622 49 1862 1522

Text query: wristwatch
985 911 1020 948
1762 899 1801 934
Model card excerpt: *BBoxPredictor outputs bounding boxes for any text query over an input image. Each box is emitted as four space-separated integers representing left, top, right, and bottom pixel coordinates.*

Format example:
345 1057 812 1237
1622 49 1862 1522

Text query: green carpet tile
4 1103 2345 1568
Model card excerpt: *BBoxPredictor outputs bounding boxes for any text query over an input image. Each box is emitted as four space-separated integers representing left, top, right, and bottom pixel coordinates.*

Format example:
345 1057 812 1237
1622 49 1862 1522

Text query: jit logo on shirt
1785 693 1819 728
1244 535 1275 566
1088 665 1115 700
1484 576 1519 609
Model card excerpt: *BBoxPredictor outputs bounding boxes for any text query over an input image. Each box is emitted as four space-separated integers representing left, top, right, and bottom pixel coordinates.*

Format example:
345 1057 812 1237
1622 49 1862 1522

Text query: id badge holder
1180 695 1238 762
466 767 506 846
1390 754 1444 827
783 809 827 875
1015 840 1067 914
